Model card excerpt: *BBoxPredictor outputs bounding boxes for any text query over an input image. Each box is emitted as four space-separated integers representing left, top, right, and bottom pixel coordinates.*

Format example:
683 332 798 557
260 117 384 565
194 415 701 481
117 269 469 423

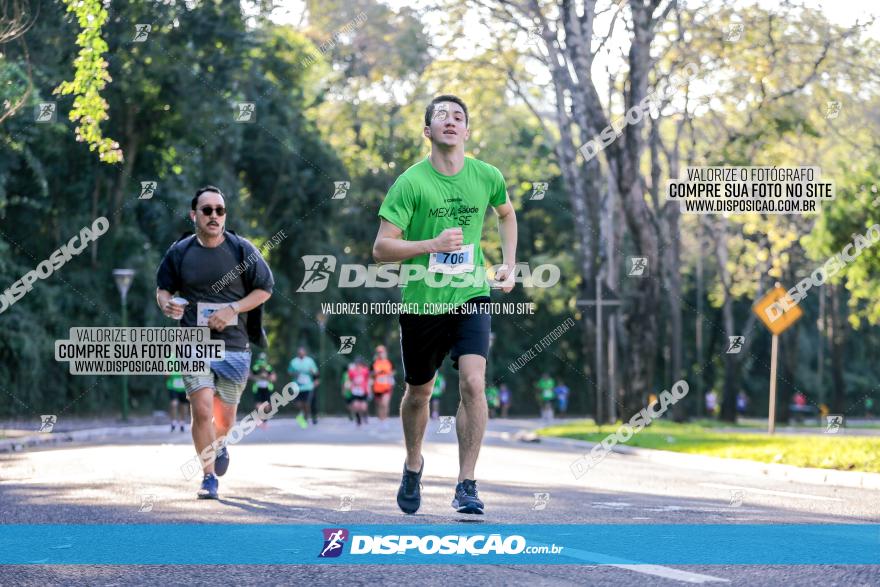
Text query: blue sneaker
452 479 484 514
396 457 423 514
214 446 230 477
197 473 219 499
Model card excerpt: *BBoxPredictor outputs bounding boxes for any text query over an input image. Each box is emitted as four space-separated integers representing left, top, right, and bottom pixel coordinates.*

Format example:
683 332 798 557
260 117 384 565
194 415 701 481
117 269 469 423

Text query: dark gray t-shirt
157 235 274 351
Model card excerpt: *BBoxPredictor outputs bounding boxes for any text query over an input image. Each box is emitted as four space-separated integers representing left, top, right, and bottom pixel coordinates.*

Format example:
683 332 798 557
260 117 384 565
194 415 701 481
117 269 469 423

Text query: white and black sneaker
452 479 484 514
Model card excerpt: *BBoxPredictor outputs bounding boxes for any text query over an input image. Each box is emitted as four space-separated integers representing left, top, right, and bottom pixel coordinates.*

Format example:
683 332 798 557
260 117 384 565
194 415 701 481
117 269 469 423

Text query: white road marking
699 482 845 502
614 563 729 584
554 546 729 583
644 505 684 512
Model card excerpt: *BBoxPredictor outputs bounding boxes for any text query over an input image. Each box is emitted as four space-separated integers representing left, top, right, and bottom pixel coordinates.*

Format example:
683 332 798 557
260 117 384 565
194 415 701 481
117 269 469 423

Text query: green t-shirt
251 361 274 393
166 373 185 392
378 157 508 314
538 377 555 400
432 373 445 398
251 359 272 374
486 385 500 407
342 371 351 399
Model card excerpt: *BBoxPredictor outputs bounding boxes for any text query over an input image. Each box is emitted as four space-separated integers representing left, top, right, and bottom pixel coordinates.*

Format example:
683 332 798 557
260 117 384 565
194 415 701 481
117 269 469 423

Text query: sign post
768 334 778 434
753 284 804 434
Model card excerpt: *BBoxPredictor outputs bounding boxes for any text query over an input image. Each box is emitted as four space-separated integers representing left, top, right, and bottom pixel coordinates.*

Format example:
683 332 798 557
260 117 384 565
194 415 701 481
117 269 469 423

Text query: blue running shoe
396 457 423 514
197 473 219 499
452 479 484 514
214 446 230 477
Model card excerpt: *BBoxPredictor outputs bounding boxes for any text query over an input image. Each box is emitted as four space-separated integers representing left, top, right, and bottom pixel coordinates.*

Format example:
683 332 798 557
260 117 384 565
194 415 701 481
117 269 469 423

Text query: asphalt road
1 417 877 586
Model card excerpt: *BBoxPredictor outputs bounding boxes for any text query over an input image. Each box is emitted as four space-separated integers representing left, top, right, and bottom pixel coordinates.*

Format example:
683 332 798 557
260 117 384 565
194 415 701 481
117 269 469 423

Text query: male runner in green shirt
537 373 556 421
430 372 445 420
250 352 276 428
167 372 189 433
373 94 518 514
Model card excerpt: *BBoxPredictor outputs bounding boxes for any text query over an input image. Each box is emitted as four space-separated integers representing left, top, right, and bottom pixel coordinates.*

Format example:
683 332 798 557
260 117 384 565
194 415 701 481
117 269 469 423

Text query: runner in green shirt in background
250 352 276 429
167 372 188 433
430 372 445 420
537 373 556 422
486 385 500 419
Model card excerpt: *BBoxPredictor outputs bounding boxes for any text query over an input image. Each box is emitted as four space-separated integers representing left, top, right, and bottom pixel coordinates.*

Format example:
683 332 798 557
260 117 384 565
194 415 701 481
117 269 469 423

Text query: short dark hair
191 185 225 210
424 95 468 127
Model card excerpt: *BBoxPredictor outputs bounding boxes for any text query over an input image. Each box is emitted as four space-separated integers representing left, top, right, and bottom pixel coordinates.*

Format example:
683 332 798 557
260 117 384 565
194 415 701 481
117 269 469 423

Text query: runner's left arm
206 288 271 331
208 240 274 330
492 198 518 293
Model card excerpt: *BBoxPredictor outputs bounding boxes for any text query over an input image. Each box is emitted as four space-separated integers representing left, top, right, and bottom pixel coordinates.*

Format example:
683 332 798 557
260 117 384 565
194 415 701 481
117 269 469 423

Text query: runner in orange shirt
371 345 396 430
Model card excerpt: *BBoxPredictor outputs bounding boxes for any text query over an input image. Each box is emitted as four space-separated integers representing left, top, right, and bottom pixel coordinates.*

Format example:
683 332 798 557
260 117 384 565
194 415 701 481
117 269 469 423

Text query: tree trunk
91 173 101 267
113 103 139 213
549 80 600 420
694 219 705 417
714 217 738 422
612 1 662 420
719 287 739 422
655 118 685 421
829 283 847 413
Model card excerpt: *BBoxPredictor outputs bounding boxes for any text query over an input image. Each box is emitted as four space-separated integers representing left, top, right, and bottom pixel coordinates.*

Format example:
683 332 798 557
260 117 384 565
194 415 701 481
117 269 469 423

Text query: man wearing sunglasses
156 186 274 499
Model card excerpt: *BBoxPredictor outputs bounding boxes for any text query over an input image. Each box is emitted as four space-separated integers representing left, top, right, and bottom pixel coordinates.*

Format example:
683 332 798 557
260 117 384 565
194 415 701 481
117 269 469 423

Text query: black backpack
162 230 269 349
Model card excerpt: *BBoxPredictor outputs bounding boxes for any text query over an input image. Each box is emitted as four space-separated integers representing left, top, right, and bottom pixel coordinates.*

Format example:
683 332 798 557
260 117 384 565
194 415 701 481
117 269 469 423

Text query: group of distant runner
169 356 571 430
167 344 393 431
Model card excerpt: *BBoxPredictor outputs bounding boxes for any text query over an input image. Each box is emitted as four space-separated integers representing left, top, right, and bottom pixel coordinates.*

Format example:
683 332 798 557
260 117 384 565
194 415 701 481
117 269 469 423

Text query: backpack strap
222 231 268 349
223 230 256 292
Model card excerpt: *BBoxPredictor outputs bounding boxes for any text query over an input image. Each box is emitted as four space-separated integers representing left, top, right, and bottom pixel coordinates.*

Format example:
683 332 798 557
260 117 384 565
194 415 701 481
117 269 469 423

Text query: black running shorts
168 390 188 403
398 296 491 386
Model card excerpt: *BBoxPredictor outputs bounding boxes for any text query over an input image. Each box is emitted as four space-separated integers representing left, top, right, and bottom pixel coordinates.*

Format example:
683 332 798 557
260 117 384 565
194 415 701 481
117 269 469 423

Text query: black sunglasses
199 206 226 216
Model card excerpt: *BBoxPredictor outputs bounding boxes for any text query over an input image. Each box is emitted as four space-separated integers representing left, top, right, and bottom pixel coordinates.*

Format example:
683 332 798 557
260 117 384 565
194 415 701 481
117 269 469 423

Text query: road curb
531 433 880 490
0 425 171 453
0 417 305 453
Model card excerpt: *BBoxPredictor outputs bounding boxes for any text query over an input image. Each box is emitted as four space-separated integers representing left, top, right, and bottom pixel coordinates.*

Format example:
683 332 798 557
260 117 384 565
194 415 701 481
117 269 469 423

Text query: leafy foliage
54 0 122 163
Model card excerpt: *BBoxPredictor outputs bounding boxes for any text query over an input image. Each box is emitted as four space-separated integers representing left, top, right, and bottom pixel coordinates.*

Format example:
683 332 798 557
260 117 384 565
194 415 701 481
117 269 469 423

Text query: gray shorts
183 350 252 405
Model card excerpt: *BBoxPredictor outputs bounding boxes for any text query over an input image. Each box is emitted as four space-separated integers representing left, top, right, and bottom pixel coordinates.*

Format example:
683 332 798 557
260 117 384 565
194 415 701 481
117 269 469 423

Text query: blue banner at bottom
0 524 877 565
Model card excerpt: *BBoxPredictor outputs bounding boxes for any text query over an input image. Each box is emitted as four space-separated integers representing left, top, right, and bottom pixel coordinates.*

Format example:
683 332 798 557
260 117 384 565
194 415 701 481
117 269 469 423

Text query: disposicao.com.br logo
319 528 349 558
318 528 563 558
296 255 560 293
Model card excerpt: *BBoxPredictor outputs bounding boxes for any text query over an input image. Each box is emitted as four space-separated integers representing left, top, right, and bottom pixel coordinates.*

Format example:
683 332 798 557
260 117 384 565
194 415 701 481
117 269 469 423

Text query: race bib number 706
428 244 475 275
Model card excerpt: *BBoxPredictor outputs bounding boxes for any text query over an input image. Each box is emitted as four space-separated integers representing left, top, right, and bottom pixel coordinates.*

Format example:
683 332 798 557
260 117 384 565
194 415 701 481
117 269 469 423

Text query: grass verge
538 419 880 473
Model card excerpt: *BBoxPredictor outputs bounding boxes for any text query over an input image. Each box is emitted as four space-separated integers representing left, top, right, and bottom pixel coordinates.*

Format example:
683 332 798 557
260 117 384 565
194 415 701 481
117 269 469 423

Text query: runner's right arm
156 288 184 319
372 220 463 263
156 246 184 319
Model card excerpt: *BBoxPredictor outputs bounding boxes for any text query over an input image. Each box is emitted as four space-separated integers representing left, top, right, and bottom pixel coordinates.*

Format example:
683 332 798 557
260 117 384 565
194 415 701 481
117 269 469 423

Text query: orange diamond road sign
753 286 804 335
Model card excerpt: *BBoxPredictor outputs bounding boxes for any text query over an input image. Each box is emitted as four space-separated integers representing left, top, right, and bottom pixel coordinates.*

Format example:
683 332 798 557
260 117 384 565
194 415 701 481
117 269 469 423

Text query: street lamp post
113 269 135 422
